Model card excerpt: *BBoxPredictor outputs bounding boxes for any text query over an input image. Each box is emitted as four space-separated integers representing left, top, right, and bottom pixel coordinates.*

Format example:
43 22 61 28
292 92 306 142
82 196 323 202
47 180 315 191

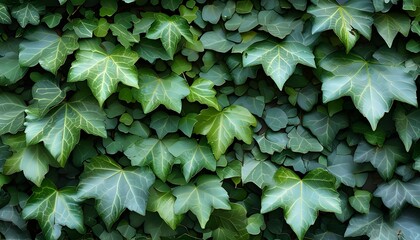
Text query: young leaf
349 190 372 214
187 78 221 110
308 0 374 52
77 156 155 229
261 167 341 240
0 39 28 85
25 97 107 166
68 39 139 106
319 51 418 130
243 40 315 91
0 93 26 135
19 27 78 74
146 13 193 58
394 107 420 152
22 180 84 240
173 175 231 229
132 69 190 114
194 105 257 159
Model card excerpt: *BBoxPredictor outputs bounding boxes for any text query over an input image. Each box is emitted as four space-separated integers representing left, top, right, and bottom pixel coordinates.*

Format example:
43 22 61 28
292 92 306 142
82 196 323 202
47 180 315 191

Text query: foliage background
0 0 419 239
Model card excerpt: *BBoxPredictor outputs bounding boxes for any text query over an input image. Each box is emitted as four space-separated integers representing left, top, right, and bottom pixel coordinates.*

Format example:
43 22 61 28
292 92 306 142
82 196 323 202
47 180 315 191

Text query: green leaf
134 39 171 63
11 3 43 28
349 190 371 214
179 113 198 137
208 203 249 240
194 105 257 159
287 126 323 154
68 39 139 106
187 78 221 110
0 3 11 24
0 93 26 135
2 133 55 187
77 156 155 229
0 39 28 85
374 13 410 47
173 175 231 229
241 153 277 188
258 10 299 39
110 23 140 48
42 13 62 28
161 0 182 11
254 131 288 155
26 80 65 118
150 111 180 139
22 180 84 240
200 28 234 53
19 27 78 74
202 2 224 24
394 107 420 151
124 137 175 181
168 138 216 182
243 40 315 90
72 18 98 38
303 110 348 151
132 69 190 114
146 13 193 58
246 213 265 235
25 97 107 166
262 167 341 240
308 0 374 52
263 107 288 131
147 181 183 230
319 51 418 130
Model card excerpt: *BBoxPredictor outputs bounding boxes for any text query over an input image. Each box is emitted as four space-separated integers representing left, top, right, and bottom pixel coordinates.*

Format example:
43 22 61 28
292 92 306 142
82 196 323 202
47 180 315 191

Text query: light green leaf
11 3 43 28
2 133 55 187
354 140 408 180
200 28 234 53
246 213 265 235
394 107 420 151
319 51 418 130
308 0 374 52
110 23 140 48
124 137 174 181
194 105 257 159
99 0 117 17
26 80 65 118
0 39 28 85
374 13 410 47
0 93 26 135
19 27 78 74
72 18 98 38
202 2 224 24
179 113 198 137
146 13 193 58
68 39 139 106
243 40 315 90
22 180 84 240
287 126 323 154
208 203 249 240
0 3 11 24
254 131 288 155
168 138 216 182
132 69 189 114
77 156 155 229
173 175 231 229
41 13 62 28
262 167 341 240
349 190 372 214
241 154 277 188
187 78 221 110
258 10 299 39
25 97 107 166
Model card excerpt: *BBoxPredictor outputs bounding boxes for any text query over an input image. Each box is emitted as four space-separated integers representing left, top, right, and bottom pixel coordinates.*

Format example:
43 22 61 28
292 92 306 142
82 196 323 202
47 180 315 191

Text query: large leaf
194 105 257 159
173 175 231 229
25 97 107 166
0 93 26 135
132 69 190 114
77 156 155 229
319 51 418 130
243 40 315 90
261 167 341 240
0 39 28 85
68 39 139 106
394 107 420 151
146 13 193 58
187 78 221 110
22 180 84 240
308 0 374 52
11 2 43 28
19 27 78 74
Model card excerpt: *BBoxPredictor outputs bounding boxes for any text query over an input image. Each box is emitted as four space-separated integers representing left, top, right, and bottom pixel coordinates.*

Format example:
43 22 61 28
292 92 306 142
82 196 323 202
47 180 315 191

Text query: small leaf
0 39 28 85
150 111 180 139
394 107 420 151
200 28 234 53
187 78 221 110
0 3 11 24
41 13 62 28
0 93 26 135
254 131 288 155
287 126 323 154
208 203 249 240
349 190 372 214
241 154 277 188
11 3 43 28
26 80 65 118
72 18 98 38
374 13 410 47
246 213 265 235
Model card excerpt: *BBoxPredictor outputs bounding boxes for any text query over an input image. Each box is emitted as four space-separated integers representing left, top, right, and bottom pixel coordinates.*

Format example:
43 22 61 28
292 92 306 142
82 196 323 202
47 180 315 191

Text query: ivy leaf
208 203 249 240
194 105 257 159
146 13 193 58
11 2 44 28
319 51 418 130
25 97 107 166
0 93 26 135
132 69 190 114
77 156 155 229
374 13 410 47
254 131 288 155
173 175 231 229
394 107 420 151
187 78 221 110
26 80 65 118
308 0 374 52
22 180 84 240
241 154 277 188
71 18 98 38
2 133 55 187
0 39 28 85
168 138 216 182
349 190 372 214
243 40 315 90
0 3 11 24
354 140 408 180
261 167 341 240
287 126 323 154
124 137 175 181
150 111 179 139
68 39 139 106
